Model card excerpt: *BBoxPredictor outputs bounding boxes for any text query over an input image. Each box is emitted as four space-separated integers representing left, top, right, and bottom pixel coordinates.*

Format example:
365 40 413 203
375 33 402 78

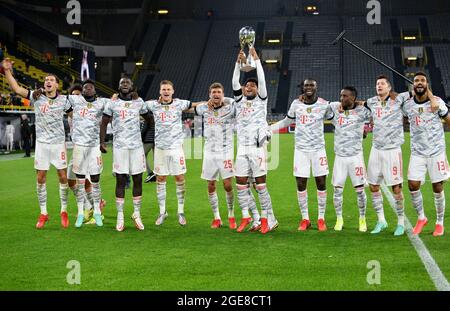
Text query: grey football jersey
401 94 449 157
330 102 371 157
69 95 107 147
287 97 333 151
103 97 147 150
195 97 236 153
29 90 72 144
146 98 191 150
366 95 404 150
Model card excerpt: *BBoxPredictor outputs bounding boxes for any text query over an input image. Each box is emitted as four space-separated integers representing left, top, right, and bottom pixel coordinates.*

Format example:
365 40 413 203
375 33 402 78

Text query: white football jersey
195 97 236 153
401 93 449 157
29 90 72 144
366 95 405 150
234 92 268 146
287 97 333 152
69 95 107 147
146 98 191 150
329 102 371 157
103 97 147 150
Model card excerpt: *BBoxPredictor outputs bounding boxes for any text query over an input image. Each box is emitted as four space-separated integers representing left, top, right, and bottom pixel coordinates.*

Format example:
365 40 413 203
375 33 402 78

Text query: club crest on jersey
214 111 219 117
164 105 170 111
246 101 252 108
87 103 93 109
418 107 423 114
344 110 349 116
124 102 130 108
307 107 312 113
48 100 54 105
381 100 386 107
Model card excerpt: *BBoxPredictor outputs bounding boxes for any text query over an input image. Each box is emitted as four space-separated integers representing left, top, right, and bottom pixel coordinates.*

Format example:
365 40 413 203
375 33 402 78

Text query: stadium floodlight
404 36 417 40
268 39 280 43
158 9 169 15
332 30 413 84
135 62 143 66
72 31 80 36
265 59 278 64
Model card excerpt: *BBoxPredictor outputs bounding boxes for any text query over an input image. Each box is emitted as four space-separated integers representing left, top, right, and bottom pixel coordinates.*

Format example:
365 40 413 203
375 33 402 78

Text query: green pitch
0 133 449 290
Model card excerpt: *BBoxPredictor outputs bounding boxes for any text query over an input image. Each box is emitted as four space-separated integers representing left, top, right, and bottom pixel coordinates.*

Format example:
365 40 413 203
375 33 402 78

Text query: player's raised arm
1 58 29 98
250 48 267 99
232 51 245 93
427 87 440 113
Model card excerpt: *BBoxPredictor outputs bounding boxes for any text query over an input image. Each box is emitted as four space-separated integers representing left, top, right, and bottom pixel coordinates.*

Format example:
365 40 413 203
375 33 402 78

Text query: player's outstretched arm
2 58 29 98
99 115 111 153
250 48 267 99
184 101 206 113
270 117 294 132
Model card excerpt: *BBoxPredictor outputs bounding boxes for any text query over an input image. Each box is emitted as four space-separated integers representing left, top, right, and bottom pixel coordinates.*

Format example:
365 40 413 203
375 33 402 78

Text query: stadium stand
342 16 396 99
1 0 449 106
288 16 341 103
139 20 210 100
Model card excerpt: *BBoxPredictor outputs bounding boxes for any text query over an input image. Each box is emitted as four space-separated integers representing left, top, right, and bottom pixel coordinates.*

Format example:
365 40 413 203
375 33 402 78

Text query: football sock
372 190 385 222
333 187 343 217
410 190 425 220
225 191 234 218
317 190 327 220
36 183 47 215
248 188 260 222
297 190 309 220
116 197 124 215
85 189 94 211
236 184 251 218
133 196 142 215
91 182 101 215
393 192 405 226
356 187 367 218
208 192 220 220
434 191 445 225
156 182 166 214
176 181 185 214
256 183 272 219
76 179 85 216
59 183 69 213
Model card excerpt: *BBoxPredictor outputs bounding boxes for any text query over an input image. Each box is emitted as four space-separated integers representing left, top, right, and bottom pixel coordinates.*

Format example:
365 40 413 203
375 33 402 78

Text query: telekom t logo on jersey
375 108 383 118
66 0 81 25
299 115 308 124
79 108 89 117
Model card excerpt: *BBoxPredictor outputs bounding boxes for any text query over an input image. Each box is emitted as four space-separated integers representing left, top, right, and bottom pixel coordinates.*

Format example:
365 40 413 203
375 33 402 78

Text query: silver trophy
238 26 257 72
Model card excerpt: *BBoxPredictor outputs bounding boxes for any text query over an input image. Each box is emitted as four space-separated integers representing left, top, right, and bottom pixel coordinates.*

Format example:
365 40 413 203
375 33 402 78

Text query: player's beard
414 86 426 96
342 100 354 110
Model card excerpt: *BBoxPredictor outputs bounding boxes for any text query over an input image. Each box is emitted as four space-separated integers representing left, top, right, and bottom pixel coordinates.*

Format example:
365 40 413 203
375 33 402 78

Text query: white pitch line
381 184 450 291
